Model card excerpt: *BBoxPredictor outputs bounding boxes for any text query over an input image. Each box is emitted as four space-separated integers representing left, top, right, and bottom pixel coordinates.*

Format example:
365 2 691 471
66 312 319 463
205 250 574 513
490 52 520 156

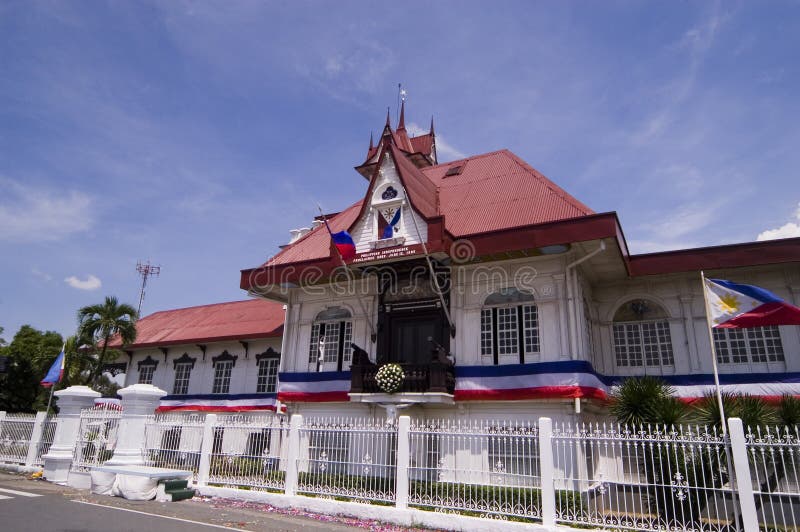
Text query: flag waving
41 346 66 387
704 278 800 328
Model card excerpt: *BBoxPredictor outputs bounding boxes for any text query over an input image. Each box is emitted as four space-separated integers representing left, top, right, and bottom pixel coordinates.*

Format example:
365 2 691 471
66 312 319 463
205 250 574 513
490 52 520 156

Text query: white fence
70 405 121 472
0 412 57 468
4 408 799 532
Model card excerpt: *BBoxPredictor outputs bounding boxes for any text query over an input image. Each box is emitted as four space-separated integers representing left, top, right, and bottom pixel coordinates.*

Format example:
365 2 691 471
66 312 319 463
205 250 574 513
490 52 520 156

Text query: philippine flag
331 230 356 260
705 278 800 328
41 347 66 387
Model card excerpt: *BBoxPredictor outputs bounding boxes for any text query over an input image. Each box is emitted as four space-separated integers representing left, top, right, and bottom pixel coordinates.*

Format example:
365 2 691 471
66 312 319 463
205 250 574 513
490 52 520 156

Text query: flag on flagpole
331 230 356 260
704 278 800 328
41 347 65 387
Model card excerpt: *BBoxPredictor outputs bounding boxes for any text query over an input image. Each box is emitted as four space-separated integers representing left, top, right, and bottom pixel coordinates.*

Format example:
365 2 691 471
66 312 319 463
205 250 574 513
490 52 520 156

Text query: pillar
104 384 166 466
42 386 100 483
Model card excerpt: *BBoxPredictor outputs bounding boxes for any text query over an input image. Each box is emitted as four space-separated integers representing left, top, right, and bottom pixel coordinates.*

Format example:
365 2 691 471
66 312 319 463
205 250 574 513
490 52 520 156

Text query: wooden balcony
350 361 455 395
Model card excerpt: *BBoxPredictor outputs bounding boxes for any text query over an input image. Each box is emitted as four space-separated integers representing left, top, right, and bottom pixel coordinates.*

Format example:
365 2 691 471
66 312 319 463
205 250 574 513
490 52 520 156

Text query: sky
1 1 799 340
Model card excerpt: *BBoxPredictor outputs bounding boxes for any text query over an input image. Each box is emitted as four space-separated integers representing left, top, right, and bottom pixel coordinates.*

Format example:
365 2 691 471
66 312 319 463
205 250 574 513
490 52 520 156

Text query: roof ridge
423 148 510 170
140 298 272 319
504 151 593 214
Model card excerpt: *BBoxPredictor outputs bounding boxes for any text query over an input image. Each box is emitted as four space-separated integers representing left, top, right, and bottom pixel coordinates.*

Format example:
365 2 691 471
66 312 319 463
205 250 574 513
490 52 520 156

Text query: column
105 383 167 466
42 386 100 483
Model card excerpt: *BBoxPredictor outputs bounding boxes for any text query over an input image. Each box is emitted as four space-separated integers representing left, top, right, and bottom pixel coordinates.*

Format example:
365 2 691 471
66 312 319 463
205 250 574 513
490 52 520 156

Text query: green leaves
610 376 687 427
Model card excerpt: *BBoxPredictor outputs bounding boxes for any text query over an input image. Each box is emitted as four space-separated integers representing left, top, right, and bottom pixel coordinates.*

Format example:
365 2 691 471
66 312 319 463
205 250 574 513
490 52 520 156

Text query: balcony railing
350 361 455 394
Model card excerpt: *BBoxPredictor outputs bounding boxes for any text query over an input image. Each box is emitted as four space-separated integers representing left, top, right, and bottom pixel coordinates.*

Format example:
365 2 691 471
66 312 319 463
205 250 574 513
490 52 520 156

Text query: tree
77 296 138 385
0 325 64 412
610 376 688 427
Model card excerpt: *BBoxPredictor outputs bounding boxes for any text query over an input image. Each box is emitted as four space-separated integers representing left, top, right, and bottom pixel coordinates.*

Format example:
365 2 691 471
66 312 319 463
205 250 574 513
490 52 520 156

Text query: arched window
612 299 674 367
480 288 539 365
308 307 353 371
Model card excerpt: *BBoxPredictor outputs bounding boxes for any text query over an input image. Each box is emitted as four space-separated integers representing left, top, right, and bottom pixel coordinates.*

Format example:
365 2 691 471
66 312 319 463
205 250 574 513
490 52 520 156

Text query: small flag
705 278 800 328
382 209 401 239
41 347 65 387
331 230 356 260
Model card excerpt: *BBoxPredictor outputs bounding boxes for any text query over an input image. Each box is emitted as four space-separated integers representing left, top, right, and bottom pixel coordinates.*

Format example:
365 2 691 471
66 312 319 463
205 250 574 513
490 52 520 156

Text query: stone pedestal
104 384 166 467
42 386 100 483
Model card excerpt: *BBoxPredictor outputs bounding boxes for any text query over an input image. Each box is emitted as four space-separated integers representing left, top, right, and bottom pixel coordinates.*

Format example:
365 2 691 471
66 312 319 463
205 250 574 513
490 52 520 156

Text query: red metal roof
110 299 285 348
258 147 593 270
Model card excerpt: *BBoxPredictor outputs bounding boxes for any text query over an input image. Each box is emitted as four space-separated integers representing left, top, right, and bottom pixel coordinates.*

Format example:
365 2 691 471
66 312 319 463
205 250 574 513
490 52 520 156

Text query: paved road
0 472 364 531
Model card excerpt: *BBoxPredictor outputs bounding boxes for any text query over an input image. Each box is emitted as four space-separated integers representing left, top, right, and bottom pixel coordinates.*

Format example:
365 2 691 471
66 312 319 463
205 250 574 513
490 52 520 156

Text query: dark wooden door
390 315 438 364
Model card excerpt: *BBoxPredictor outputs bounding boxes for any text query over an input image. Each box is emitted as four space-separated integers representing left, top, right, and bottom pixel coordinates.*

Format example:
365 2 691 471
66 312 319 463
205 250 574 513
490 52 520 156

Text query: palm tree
77 296 138 385
610 376 688 427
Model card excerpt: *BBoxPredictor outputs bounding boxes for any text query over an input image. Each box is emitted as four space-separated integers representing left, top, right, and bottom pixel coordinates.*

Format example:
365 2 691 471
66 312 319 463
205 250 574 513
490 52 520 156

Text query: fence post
538 417 556 530
284 414 302 496
728 417 759 532
42 386 100 483
105 384 166 466
196 413 217 487
395 415 410 510
25 411 47 468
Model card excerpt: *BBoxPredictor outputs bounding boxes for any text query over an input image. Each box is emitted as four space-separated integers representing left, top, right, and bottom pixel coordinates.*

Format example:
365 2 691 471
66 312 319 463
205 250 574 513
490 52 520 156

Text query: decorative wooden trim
137 355 159 371
172 352 197 370
159 347 169 362
197 344 207 361
211 350 238 367
240 341 249 358
255 347 280 361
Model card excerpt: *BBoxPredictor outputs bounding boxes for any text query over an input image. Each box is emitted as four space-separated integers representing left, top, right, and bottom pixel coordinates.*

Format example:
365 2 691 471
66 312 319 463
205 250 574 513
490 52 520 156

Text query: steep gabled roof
109 299 284 348
426 149 593 236
253 147 593 270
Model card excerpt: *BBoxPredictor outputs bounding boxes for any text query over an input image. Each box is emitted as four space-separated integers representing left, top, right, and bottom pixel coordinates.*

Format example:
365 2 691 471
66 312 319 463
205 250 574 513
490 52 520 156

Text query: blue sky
1 1 799 339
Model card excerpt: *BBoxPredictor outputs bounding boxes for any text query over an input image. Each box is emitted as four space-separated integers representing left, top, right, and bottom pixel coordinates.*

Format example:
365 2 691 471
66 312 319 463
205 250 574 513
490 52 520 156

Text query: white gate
71 404 122 472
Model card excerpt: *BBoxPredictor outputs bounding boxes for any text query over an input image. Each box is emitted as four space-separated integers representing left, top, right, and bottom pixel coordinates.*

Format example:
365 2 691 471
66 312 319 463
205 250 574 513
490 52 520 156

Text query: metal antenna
136 260 161 316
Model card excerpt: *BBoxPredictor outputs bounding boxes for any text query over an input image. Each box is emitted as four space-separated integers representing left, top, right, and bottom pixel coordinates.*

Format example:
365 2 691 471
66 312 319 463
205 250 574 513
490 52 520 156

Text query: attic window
444 165 463 177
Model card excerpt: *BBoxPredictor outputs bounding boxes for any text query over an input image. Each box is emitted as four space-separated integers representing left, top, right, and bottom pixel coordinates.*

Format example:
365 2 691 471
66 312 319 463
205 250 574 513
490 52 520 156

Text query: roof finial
430 115 435 136
398 99 406 130
385 106 391 127
369 131 374 150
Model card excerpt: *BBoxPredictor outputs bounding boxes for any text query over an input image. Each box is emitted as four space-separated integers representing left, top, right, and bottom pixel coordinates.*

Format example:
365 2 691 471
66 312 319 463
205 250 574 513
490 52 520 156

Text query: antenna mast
135 260 161 316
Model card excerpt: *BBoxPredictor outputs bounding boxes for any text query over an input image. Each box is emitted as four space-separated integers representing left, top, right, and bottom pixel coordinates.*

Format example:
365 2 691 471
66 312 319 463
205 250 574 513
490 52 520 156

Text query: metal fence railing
297 417 397 503
408 419 541 521
553 423 738 531
70 405 121 472
33 416 57 466
0 413 37 464
746 425 800 531
207 414 288 491
143 413 205 480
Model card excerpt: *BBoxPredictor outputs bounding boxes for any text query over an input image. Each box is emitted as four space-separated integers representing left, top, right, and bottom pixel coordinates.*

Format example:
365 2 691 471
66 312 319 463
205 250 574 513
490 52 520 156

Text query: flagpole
394 182 456 337
44 343 65 414
316 204 378 342
700 271 727 435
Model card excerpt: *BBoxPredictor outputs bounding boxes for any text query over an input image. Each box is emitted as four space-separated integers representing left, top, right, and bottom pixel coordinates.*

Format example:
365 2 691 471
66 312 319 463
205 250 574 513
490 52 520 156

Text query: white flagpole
316 204 377 342
44 343 65 413
394 181 456 337
700 271 727 435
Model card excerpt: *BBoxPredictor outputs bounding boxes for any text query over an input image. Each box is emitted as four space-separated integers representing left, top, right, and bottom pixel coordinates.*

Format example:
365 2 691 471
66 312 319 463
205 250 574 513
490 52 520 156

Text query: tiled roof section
264 201 363 266
389 143 439 219
258 149 592 267
409 133 434 155
109 299 285 348
424 150 593 236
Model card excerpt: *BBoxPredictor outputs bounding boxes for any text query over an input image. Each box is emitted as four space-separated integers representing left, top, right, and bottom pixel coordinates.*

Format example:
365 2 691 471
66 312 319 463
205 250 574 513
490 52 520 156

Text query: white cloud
65 274 102 291
31 267 53 282
757 203 800 241
0 178 92 241
407 122 466 162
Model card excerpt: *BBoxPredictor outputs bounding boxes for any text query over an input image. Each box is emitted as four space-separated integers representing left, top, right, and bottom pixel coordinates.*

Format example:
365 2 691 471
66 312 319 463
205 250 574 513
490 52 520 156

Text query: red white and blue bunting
275 361 800 404
157 393 281 412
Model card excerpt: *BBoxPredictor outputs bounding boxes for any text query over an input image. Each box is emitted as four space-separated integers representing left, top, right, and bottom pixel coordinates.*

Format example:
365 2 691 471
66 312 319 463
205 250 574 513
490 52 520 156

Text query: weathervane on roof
136 260 161 316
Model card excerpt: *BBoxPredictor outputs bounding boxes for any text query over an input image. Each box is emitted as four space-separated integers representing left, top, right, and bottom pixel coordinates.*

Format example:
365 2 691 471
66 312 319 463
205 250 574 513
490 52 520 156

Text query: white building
111 299 285 413
237 102 800 430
